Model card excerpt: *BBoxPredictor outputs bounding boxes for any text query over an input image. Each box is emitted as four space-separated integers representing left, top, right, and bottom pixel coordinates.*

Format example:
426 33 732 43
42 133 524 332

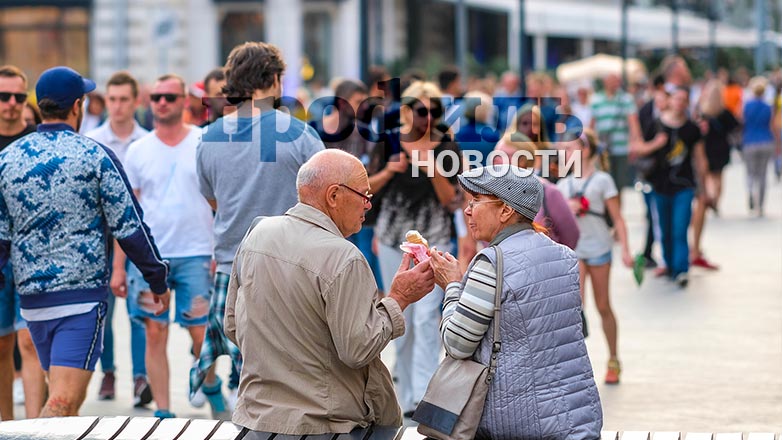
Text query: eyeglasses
0 92 27 104
150 93 183 103
339 184 373 205
466 199 504 210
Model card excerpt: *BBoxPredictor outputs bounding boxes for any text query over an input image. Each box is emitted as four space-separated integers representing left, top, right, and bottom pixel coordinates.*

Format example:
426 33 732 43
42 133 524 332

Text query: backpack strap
576 173 610 219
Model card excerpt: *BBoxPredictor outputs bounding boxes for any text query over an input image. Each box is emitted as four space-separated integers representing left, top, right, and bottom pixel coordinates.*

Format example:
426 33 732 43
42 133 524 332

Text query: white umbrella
556 54 648 85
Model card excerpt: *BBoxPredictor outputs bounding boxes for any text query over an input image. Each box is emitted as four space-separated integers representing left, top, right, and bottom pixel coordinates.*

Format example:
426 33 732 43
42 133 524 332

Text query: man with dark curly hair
190 42 324 417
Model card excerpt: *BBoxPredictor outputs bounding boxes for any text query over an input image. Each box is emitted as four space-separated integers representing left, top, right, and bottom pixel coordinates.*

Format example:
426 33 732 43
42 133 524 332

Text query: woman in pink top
491 132 580 249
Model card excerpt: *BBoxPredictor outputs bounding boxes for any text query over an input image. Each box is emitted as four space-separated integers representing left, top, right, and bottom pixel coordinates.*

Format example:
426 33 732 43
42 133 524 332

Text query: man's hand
429 247 462 290
152 289 171 316
110 268 128 298
388 253 435 311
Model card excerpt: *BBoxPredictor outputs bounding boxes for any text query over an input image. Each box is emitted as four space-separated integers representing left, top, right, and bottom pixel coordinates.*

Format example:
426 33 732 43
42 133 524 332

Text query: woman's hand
698 119 709 135
621 249 634 268
385 152 408 174
566 197 582 216
429 247 462 290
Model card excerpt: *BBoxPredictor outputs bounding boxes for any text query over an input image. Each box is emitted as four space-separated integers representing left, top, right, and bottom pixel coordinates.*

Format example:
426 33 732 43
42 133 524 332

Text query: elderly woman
428 165 603 440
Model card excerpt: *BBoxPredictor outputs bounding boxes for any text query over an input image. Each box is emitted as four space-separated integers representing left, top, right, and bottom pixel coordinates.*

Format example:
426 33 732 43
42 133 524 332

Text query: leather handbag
411 245 504 440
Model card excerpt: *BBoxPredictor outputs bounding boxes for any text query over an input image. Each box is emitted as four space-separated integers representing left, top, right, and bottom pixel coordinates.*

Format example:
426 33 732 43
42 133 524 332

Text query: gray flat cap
458 165 543 221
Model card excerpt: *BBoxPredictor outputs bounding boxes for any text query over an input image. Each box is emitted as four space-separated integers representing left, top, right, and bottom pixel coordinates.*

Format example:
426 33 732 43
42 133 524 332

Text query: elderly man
225 149 435 438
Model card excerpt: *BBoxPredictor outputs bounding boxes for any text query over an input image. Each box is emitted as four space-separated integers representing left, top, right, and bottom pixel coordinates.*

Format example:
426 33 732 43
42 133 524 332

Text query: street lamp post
360 0 369 84
519 0 526 96
755 0 766 74
709 3 717 73
456 0 467 86
621 0 628 87
671 0 679 54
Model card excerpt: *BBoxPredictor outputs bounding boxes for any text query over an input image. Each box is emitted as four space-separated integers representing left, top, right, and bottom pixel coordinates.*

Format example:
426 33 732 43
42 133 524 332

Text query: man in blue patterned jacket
0 66 171 417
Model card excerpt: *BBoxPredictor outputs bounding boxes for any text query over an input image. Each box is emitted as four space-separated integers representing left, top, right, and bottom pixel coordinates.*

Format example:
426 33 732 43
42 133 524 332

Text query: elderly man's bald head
297 149 365 202
297 149 370 238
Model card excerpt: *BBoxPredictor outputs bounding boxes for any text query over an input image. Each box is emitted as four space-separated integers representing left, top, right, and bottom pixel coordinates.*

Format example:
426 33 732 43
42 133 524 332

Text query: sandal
605 358 621 385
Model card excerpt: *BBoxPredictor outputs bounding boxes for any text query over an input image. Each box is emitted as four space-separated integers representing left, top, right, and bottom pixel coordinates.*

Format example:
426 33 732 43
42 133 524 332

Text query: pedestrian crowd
0 42 779 439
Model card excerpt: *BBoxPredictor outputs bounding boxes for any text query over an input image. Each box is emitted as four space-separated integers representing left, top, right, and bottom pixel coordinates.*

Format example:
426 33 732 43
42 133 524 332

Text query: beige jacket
225 203 405 434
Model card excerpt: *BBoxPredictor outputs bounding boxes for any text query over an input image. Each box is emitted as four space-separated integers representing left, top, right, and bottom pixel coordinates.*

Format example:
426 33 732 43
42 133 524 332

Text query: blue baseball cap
35 66 96 109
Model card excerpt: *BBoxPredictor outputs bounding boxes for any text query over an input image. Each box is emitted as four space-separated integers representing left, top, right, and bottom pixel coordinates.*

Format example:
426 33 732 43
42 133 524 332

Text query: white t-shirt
86 121 149 163
125 125 214 258
557 171 618 260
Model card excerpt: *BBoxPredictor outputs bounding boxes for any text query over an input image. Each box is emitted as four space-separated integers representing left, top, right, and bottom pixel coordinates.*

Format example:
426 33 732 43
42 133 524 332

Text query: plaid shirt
189 271 242 397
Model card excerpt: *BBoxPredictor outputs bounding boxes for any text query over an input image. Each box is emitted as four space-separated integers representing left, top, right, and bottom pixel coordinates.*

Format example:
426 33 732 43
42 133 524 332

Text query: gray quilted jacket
470 229 603 440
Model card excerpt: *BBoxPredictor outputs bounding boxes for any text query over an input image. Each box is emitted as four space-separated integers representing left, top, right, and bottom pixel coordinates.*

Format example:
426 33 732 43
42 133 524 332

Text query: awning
555 53 648 84
440 0 781 49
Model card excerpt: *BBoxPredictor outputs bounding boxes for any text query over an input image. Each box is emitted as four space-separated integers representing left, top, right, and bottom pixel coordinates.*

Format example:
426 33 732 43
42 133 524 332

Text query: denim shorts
127 256 212 327
27 302 107 371
0 264 26 337
582 250 613 266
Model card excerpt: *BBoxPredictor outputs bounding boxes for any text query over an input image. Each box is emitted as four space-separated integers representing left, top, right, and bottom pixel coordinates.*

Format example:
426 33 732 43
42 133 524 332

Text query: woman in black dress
691 80 739 270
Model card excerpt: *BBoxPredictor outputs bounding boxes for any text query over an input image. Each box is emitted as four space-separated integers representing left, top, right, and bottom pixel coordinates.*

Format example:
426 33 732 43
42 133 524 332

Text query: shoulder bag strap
487 245 504 382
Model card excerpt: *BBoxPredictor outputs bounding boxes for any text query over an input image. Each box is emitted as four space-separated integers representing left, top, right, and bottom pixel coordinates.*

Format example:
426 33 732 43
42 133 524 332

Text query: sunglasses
150 93 183 103
412 105 442 119
0 92 27 104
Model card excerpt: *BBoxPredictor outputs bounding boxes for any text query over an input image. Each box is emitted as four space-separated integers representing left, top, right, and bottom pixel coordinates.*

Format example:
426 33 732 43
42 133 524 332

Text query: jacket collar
286 203 344 239
490 222 532 246
37 122 75 133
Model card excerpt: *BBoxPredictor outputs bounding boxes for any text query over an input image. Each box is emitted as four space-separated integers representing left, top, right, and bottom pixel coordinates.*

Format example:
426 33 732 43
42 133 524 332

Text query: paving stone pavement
11 158 782 433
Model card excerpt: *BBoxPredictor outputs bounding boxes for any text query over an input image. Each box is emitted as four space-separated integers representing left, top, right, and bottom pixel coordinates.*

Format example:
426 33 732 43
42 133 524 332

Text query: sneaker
604 359 621 384
691 256 719 271
153 409 176 419
643 256 658 269
99 372 115 400
203 378 230 419
12 377 24 405
133 376 153 408
654 267 669 278
227 387 239 412
189 387 207 409
675 272 689 288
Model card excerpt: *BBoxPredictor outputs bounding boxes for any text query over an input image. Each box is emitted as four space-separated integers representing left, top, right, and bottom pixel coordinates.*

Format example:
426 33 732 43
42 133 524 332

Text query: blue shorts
0 264 26 337
128 256 211 327
27 302 107 371
582 251 613 266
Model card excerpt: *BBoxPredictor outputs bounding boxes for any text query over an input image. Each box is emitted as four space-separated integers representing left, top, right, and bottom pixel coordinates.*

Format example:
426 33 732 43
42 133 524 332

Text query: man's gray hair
296 149 360 197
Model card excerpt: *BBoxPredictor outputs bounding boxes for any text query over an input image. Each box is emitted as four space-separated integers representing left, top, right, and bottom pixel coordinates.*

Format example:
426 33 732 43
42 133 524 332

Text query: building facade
0 0 778 92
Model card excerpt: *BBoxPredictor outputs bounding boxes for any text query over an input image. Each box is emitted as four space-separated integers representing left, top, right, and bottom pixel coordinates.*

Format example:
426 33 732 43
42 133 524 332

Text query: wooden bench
0 418 779 440
0 417 402 440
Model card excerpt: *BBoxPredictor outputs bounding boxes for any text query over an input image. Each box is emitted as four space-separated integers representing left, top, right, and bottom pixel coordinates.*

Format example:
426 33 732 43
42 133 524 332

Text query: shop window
0 6 89 85
219 10 264 64
303 11 332 83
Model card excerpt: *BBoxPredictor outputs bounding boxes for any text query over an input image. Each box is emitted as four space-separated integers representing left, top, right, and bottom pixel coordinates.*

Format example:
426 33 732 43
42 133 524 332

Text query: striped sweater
441 255 497 359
